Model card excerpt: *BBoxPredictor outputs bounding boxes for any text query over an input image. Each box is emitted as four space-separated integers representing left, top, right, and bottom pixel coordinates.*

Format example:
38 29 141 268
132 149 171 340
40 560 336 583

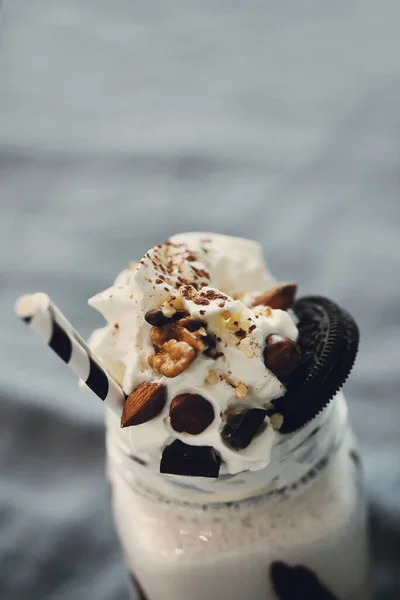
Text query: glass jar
106 391 371 600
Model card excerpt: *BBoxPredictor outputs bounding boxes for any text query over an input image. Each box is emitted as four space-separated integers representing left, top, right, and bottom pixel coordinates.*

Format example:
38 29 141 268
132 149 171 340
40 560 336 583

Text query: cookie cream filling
88 233 299 475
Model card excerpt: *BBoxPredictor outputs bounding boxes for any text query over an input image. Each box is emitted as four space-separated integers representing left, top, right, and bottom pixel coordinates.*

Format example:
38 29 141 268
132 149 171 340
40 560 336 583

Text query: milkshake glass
106 391 370 600
84 233 370 600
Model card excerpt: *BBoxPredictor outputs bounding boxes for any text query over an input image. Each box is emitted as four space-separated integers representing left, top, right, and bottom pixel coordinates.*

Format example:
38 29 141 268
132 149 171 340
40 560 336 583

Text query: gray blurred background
1 0 400 598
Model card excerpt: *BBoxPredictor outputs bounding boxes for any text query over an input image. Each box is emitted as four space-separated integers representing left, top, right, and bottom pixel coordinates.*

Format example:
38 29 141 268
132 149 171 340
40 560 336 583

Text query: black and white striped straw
14 293 125 413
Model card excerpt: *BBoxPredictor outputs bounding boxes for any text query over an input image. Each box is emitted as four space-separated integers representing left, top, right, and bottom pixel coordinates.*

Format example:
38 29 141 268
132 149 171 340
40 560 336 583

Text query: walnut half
148 340 196 378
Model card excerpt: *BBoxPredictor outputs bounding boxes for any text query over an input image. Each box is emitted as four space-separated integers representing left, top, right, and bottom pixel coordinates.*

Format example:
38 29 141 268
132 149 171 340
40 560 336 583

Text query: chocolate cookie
271 296 359 433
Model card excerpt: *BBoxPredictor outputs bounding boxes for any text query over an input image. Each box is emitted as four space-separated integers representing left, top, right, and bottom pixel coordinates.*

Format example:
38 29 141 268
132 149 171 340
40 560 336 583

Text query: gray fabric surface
1 0 399 598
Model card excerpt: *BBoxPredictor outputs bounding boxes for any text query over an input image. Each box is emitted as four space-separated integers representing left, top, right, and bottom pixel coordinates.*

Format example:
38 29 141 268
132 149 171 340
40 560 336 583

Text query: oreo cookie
160 440 221 478
271 296 359 433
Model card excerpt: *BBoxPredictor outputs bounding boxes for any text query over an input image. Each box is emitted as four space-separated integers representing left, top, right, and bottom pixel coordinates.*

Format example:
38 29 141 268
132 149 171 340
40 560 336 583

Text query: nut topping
150 322 208 354
148 340 196 377
148 311 217 377
170 393 215 434
235 382 248 400
252 282 297 310
121 382 167 427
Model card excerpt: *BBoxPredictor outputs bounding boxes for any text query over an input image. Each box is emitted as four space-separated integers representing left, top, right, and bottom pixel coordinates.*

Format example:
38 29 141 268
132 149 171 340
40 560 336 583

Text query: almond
169 393 215 435
252 282 297 310
121 382 167 427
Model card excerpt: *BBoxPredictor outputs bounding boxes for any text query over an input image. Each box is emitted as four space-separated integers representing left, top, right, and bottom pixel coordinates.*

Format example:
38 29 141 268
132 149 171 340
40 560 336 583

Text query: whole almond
170 393 215 435
121 382 167 427
252 282 297 310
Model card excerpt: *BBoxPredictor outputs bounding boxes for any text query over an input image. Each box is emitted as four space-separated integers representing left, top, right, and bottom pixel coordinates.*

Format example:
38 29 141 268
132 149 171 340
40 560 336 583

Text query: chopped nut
260 306 273 318
205 369 219 385
225 312 241 331
222 310 232 319
269 413 284 430
150 321 209 354
235 382 248 400
161 295 185 316
238 338 256 358
252 282 297 310
148 340 195 377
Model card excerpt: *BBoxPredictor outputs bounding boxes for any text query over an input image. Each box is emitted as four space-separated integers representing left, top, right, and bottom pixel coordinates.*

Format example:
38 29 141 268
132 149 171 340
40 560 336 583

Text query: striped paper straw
14 293 125 413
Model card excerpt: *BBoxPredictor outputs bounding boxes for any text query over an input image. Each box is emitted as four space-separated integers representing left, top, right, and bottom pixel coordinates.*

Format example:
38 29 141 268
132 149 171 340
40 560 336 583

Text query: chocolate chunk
263 335 301 380
252 282 297 310
221 409 267 450
144 308 188 327
160 440 221 478
203 331 218 357
273 296 359 433
270 561 338 600
121 382 167 427
170 393 215 434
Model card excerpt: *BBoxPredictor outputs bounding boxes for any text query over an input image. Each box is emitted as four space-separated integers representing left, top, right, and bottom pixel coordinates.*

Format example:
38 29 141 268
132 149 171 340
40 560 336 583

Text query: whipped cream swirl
88 233 298 475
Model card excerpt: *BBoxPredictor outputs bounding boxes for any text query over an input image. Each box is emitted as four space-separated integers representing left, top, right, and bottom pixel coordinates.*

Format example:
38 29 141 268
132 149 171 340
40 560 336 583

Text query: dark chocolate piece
176 316 207 332
270 561 338 600
160 440 220 478
221 408 267 450
263 334 301 380
144 308 188 327
203 330 218 358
